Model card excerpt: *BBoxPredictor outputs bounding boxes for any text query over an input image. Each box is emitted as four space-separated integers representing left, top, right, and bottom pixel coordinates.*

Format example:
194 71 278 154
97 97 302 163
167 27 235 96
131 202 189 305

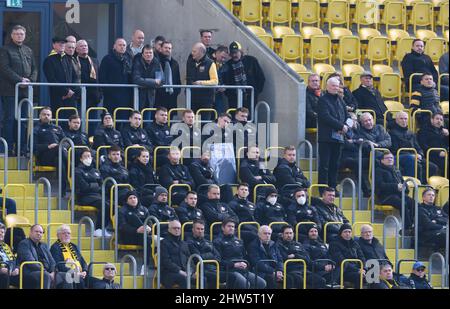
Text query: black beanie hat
125 190 139 201
306 224 319 234
338 223 352 236
265 187 278 198
101 111 112 122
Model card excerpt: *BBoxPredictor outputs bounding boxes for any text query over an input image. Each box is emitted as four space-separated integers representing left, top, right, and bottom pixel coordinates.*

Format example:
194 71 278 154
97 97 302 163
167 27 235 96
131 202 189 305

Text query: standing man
317 77 350 191
200 29 216 60
155 41 181 110
222 41 265 113
186 42 218 119
0 25 38 155
126 29 145 58
76 40 100 112
305 73 322 129
43 37 78 117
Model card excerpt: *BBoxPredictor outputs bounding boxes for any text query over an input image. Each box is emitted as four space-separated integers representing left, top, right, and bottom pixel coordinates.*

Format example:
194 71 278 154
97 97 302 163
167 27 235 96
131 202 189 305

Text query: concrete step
0 157 19 169
299 158 317 171
121 276 144 289
0 183 46 196
343 210 371 223
0 170 30 184
81 250 115 264
11 197 59 210
17 210 71 225
386 249 415 265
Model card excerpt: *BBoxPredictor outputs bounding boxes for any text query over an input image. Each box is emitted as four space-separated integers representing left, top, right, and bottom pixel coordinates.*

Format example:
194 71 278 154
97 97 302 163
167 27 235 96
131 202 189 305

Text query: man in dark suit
91 263 121 289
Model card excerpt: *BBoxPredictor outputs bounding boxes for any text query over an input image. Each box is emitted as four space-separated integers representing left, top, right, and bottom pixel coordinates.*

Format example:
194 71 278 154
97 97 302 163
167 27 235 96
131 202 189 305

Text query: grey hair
327 77 340 86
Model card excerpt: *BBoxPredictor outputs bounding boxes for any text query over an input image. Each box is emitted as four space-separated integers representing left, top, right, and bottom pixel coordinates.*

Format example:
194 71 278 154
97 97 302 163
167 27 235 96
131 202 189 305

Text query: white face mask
297 196 307 206
82 158 92 167
267 196 277 206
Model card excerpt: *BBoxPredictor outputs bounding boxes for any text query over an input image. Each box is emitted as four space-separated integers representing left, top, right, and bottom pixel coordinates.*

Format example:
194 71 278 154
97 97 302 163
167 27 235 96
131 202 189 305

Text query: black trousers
380 195 415 229
0 273 19 289
319 142 342 190
161 272 188 289
77 194 111 229
284 270 327 289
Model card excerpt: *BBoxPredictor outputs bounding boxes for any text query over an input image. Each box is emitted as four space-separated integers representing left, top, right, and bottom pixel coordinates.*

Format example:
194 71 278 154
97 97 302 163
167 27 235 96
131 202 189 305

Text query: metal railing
254 101 271 146
100 177 117 249
428 252 446 288
401 177 419 254
16 99 34 183
111 183 133 261
323 221 343 244
58 138 75 222
237 222 260 240
186 254 220 289
0 138 7 185
295 222 316 242
120 254 137 289
340 259 364 289
78 216 95 264
283 259 307 289
338 178 356 223
297 140 314 183
144 216 160 289
382 215 401 268
358 141 375 217
19 261 44 289
34 177 51 225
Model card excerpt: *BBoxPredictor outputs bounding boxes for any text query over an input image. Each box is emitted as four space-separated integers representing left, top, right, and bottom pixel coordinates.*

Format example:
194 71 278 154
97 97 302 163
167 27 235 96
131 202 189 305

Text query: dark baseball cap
52 36 67 43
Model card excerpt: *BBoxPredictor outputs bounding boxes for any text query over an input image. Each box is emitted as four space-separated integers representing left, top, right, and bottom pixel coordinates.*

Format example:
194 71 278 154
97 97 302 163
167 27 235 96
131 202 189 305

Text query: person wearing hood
375 151 415 230
93 111 124 151
160 220 191 289
75 148 111 237
388 111 438 183
99 38 133 120
43 36 78 116
132 44 163 113
128 148 156 207
213 218 266 289
418 188 448 250
121 110 153 162
239 145 276 195
286 188 322 240
303 224 337 286
254 187 286 238
401 39 439 92
273 145 311 199
155 40 181 110
329 223 366 289
147 186 178 237
407 262 433 289
118 190 152 269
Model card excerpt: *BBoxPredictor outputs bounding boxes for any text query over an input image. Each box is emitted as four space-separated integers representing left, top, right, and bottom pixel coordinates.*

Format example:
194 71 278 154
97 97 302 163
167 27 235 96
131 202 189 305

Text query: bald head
132 29 145 47
191 42 206 61
113 38 127 54
395 111 409 128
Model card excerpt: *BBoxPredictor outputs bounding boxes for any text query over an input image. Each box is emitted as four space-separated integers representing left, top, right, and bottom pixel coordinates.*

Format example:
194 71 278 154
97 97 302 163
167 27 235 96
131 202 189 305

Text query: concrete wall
123 0 306 147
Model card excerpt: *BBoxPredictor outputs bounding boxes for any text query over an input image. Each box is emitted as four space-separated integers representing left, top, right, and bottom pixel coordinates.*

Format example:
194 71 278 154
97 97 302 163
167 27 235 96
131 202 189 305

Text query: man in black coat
401 39 439 92
417 112 449 177
418 188 447 249
91 263 121 289
75 148 111 237
352 73 389 126
186 220 222 288
254 187 287 238
160 220 191 288
0 223 19 288
329 223 366 289
121 110 153 162
305 73 322 128
357 224 389 262
147 187 178 237
146 107 173 168
317 77 350 191
99 145 129 206
99 38 133 120
239 146 276 196
356 112 392 158
410 73 442 129
375 151 415 230
175 191 204 225
43 37 78 116
64 114 89 147
128 148 156 207
155 41 181 110
93 111 124 151
313 187 349 243
189 150 216 192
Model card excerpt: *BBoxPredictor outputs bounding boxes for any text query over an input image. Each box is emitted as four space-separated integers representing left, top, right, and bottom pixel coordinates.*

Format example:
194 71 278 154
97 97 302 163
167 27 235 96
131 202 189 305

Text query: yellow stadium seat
300 26 323 39
384 100 405 111
240 0 263 25
310 35 332 65
218 0 233 11
354 0 380 31
387 29 410 42
394 37 415 65
338 35 361 67
299 71 313 82
272 25 295 38
379 73 402 99
382 1 407 31
415 29 438 41
313 63 336 76
330 27 353 40
298 0 321 27
424 37 447 63
257 34 274 49
367 36 391 71
269 0 292 29
428 176 449 190
437 1 449 33
287 62 308 73
411 2 434 32
440 101 449 115
326 0 350 29
350 72 363 91
247 25 267 35
280 34 304 63
371 64 393 77
358 27 381 41
342 64 365 78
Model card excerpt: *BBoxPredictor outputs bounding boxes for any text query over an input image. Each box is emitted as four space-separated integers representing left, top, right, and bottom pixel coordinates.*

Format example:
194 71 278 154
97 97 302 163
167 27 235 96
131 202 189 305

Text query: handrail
110 183 133 261
382 215 401 269
340 259 364 289
187 253 203 289
78 216 95 264
95 145 111 169
396 148 418 179
144 216 160 289
338 178 356 223
168 184 191 207
2 184 26 221
55 107 78 126
210 222 223 242
195 260 220 289
124 145 146 168
0 137 7 185
358 141 375 216
324 221 343 244
297 140 314 183
401 177 419 254
120 254 137 289
34 177 52 227
196 108 219 123
428 252 445 288
153 146 173 170
268 221 289 231
181 221 194 240
237 222 261 239
113 107 134 129
58 138 75 220
307 184 329 205
426 148 448 181
100 177 118 249
396 259 417 276
254 101 271 146
295 222 316 242
86 107 108 134
19 261 44 289
16 98 34 183
412 109 433 132
408 72 423 100
283 259 307 289
140 108 158 127
253 184 275 204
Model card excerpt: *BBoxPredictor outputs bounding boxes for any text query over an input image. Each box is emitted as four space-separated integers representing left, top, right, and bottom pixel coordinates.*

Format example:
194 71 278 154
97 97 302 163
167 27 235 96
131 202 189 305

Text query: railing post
80 86 87 134
339 178 356 223
186 88 192 110
187 254 204 289
382 215 401 268
428 252 445 288
143 216 160 289
120 254 137 289
16 98 34 182
78 216 94 264
358 141 375 219
237 88 243 109
34 177 51 226
58 138 75 220
133 86 139 111
297 140 313 183
401 178 419 252
255 101 271 147
101 177 117 250
0 138 8 185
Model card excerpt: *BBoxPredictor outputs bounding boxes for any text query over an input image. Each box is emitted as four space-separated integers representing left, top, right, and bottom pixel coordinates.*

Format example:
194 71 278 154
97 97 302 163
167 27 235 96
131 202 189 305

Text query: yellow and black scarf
57 240 82 271
382 278 399 289
0 242 15 268
77 55 97 80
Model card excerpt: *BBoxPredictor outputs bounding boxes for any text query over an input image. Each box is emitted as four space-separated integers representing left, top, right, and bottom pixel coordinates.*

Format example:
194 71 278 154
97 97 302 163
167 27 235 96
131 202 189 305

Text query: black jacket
0 42 38 97
375 164 406 202
78 55 101 104
277 239 312 272
401 50 439 91
407 273 433 289
74 164 103 200
99 158 129 195
187 236 221 271
247 239 283 274
175 202 204 224
118 203 150 244
128 161 156 195
213 233 247 270
317 92 349 143
17 238 56 274
160 233 190 274
186 54 216 107
64 128 89 147
286 201 322 233
305 87 321 128
158 163 195 189
93 126 124 150
388 122 424 157
357 237 389 261
410 85 441 116
132 56 162 108
189 159 216 189
147 201 178 222
199 199 239 226
255 200 286 226
273 158 310 194
122 124 153 151
342 87 358 111
91 278 121 289
352 85 388 125
303 238 333 271
50 240 88 273
417 125 449 156
146 122 173 147
33 122 65 157
314 199 349 238
155 55 181 109
356 124 392 155
329 237 366 273
239 158 276 192
228 196 257 223
418 203 448 239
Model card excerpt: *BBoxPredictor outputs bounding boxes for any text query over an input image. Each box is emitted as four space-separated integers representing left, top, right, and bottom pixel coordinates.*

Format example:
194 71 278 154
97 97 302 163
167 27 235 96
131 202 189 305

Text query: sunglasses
416 268 426 272
105 267 116 271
